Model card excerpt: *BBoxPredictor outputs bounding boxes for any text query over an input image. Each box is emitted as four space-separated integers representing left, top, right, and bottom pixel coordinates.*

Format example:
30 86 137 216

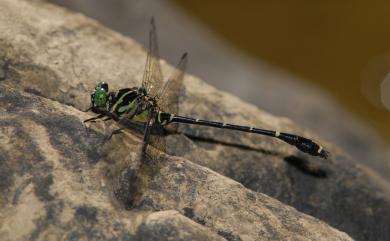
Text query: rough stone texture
0 86 352 240
0 0 388 240
0 85 230 241
135 210 226 241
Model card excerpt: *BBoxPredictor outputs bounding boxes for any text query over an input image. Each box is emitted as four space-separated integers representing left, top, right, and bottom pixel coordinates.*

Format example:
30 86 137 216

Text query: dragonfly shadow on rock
98 132 164 210
284 155 328 178
182 133 329 179
115 150 165 210
183 133 285 158
0 58 10 81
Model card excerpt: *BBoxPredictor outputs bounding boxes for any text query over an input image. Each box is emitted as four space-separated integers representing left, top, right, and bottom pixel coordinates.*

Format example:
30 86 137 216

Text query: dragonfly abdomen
157 111 328 159
157 111 275 135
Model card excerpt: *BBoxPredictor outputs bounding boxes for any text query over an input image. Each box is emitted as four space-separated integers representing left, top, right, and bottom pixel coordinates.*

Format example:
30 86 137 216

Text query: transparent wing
142 17 164 97
140 108 166 155
156 52 188 115
118 109 166 154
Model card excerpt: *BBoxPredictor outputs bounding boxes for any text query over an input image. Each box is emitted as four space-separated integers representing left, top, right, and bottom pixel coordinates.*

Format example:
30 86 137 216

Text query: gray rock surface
0 0 388 240
0 85 352 241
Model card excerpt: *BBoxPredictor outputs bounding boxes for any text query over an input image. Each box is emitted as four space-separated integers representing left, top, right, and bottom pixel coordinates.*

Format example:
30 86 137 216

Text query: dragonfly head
91 81 109 109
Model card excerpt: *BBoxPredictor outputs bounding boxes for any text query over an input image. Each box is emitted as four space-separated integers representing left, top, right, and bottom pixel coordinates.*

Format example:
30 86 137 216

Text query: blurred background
50 0 389 179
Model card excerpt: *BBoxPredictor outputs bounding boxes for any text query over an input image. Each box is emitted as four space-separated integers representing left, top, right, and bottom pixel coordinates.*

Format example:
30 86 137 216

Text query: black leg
84 113 106 135
84 114 105 123
105 128 124 142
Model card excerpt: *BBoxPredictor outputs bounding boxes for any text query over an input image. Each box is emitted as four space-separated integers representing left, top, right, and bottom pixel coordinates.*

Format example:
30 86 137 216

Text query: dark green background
173 0 390 144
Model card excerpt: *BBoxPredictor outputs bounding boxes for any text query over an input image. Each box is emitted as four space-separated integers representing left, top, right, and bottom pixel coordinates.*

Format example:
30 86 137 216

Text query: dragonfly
83 18 329 160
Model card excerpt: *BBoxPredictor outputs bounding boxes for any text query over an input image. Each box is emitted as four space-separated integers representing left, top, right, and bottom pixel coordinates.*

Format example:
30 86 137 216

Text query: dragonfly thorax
106 87 158 123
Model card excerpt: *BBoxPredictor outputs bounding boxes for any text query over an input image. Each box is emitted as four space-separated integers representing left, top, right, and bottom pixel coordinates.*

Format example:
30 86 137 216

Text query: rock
135 210 226 241
0 0 388 240
0 86 352 240
0 85 224 241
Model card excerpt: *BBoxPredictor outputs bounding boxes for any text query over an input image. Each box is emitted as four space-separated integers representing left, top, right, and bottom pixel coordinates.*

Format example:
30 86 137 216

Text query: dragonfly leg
84 114 105 123
106 128 124 141
83 113 107 135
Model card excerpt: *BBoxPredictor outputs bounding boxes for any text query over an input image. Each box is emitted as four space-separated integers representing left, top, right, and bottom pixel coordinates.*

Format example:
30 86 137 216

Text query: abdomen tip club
318 148 329 159
277 133 329 159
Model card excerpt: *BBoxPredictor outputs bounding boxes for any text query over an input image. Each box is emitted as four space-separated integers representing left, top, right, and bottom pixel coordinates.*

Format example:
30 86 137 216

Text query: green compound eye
93 88 108 107
96 81 109 92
